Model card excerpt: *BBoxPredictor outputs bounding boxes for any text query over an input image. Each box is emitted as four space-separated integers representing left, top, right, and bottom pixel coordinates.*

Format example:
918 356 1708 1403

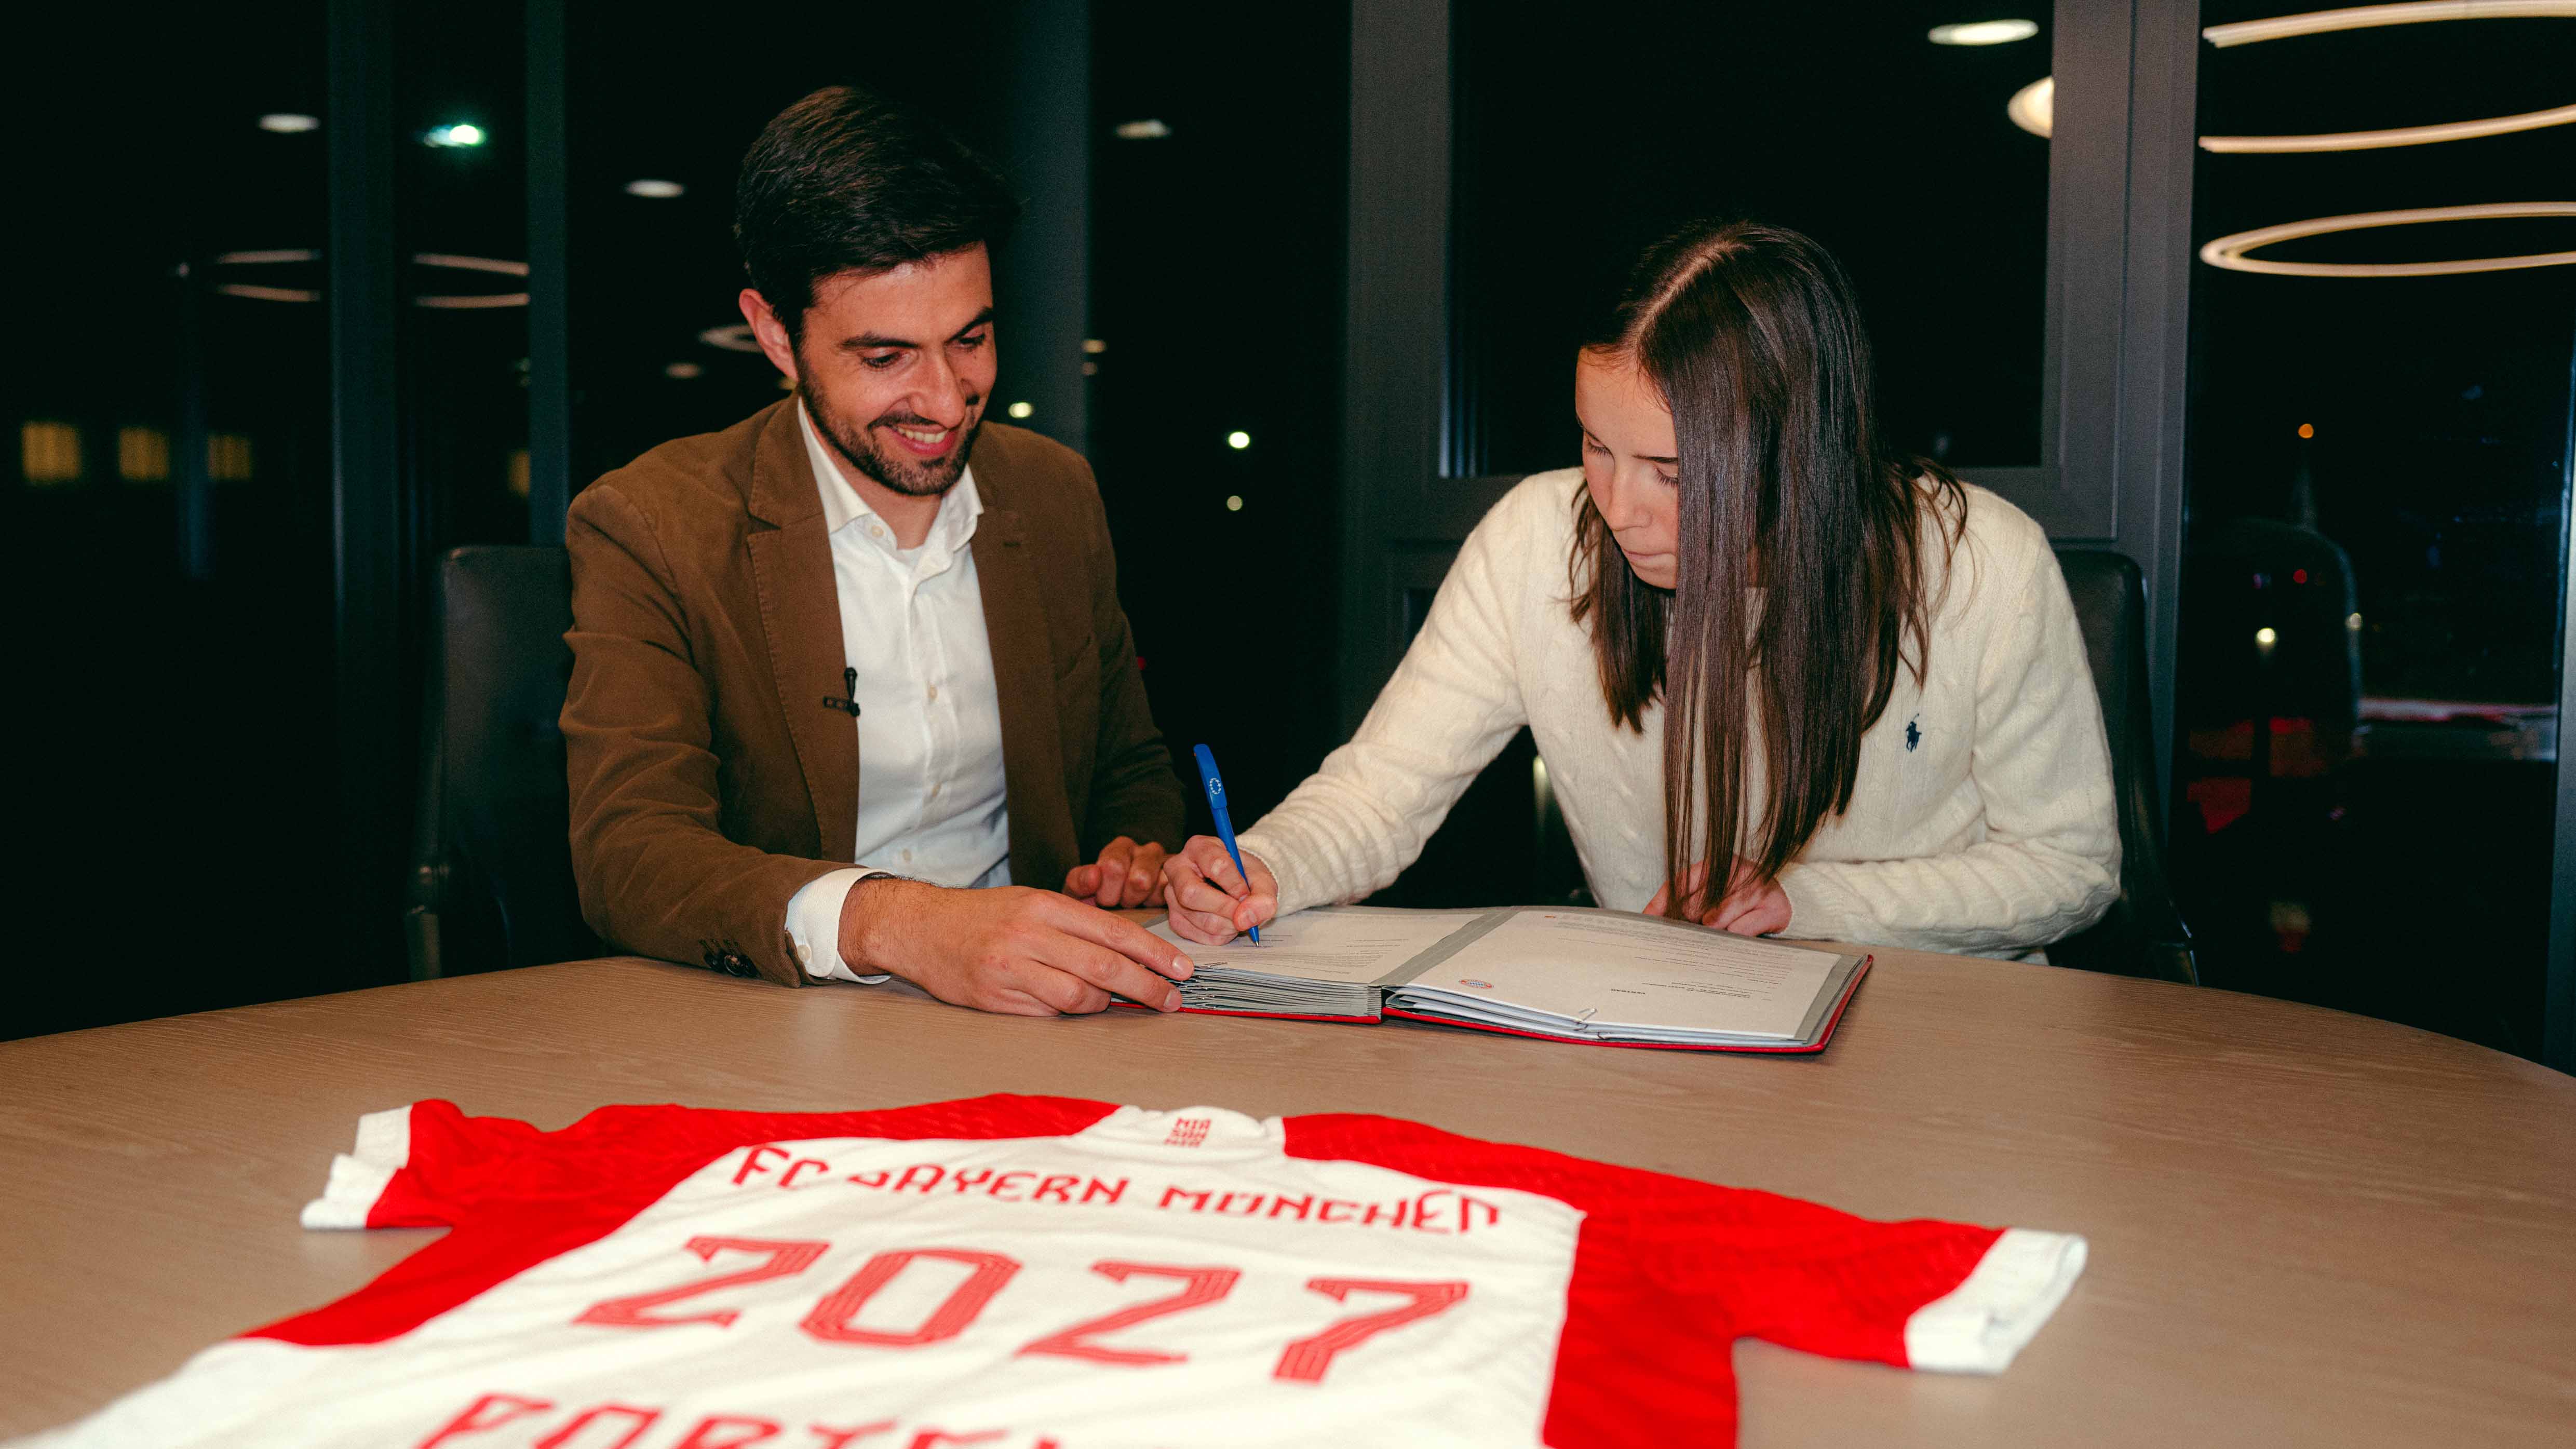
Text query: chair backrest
409 545 596 976
2048 549 2197 984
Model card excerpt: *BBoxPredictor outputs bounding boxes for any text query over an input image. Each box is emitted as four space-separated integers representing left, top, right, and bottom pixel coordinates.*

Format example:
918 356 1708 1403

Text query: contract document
1147 906 1870 1053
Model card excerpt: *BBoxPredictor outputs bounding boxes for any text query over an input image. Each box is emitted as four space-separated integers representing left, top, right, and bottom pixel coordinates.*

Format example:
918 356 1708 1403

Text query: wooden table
3 946 2572 1445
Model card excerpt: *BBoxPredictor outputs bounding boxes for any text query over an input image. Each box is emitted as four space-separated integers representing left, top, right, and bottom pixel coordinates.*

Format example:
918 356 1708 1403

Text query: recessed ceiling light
1114 119 1171 140
424 123 486 149
2007 76 2054 138
1007 401 1035 418
1930 19 2039 46
1226 430 1251 450
665 362 703 379
259 113 319 133
625 179 685 199
699 324 763 353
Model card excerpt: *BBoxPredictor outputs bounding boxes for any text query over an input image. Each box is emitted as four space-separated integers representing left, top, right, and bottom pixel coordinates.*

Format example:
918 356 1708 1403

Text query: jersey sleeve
1283 1111 2084 1383
1639 1177 2086 1374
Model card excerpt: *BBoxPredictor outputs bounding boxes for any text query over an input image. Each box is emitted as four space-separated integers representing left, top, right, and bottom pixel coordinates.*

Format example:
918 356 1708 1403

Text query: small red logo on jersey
1459 979 1493 990
1163 1117 1212 1147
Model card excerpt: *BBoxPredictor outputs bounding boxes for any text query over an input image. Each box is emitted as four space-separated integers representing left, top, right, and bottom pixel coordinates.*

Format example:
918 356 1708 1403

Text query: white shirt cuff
1903 1227 2089 1373
786 868 893 983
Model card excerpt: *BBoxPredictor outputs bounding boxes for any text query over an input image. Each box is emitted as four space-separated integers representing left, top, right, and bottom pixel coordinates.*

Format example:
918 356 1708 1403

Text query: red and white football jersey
20 1095 2084 1449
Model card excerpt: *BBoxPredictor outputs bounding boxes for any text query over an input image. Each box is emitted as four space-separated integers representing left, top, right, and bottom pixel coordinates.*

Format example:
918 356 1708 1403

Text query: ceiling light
424 123 486 148
2204 0 2576 48
1007 401 1034 418
1082 338 1107 354
259 113 319 133
2255 627 2278 647
2006 76 2054 137
699 324 763 353
625 179 685 198
1225 495 1244 511
1226 430 1251 450
2199 201 2576 279
1929 19 2039 45
2200 1 2576 153
664 362 703 380
1114 119 1171 140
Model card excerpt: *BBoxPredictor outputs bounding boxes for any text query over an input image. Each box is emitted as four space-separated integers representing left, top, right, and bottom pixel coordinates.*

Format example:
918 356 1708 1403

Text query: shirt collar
798 402 983 553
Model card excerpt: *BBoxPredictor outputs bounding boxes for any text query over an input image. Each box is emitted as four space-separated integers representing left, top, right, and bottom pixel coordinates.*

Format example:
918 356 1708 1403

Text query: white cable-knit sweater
1237 470 2121 957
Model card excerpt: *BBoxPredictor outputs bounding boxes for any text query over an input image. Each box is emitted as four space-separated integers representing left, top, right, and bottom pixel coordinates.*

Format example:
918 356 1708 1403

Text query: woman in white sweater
1164 221 2120 957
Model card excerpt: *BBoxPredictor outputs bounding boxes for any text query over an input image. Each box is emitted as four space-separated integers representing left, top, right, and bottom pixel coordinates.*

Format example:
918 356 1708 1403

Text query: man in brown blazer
562 86 1195 1015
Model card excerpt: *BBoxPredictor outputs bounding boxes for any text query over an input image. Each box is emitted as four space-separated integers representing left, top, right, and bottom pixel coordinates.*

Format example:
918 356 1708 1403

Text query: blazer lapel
744 403 857 861
972 500 1077 885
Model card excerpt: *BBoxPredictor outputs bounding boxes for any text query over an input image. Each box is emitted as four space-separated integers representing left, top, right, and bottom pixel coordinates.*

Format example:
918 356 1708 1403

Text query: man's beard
805 386 983 499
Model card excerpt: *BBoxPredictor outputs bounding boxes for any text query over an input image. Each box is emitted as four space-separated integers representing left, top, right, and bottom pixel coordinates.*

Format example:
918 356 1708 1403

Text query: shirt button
794 943 811 966
901 849 914 862
927 684 939 700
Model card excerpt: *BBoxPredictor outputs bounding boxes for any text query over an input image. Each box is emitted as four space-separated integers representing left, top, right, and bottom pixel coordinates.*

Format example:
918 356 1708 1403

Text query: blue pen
1192 743 1260 944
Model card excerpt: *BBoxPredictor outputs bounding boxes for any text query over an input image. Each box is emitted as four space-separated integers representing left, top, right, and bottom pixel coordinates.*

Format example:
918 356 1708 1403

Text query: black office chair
2048 549 2199 985
406 546 597 978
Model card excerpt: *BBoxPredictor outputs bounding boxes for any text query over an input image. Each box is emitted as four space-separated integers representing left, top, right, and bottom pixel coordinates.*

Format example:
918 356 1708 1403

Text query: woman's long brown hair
1568 221 1964 914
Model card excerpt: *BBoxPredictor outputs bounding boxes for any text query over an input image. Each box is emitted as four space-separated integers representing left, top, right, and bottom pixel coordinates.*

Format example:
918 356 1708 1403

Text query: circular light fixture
424 123 486 148
411 252 529 308
1114 119 1171 140
699 324 763 353
2006 76 2054 138
259 113 319 133
2297 423 2314 438
1082 338 1107 354
1225 430 1251 450
2200 1 2576 153
205 250 534 305
2255 627 2278 647
1225 495 1244 512
1007 401 1035 418
625 179 685 199
665 362 703 380
2198 201 2576 279
1929 19 2039 46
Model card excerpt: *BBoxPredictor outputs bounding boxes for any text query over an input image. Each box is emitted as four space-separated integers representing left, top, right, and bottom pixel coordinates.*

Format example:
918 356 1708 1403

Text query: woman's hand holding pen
1162 838 1279 944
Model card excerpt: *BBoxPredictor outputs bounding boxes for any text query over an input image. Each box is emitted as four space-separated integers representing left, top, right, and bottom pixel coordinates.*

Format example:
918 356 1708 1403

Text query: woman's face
1575 350 1682 589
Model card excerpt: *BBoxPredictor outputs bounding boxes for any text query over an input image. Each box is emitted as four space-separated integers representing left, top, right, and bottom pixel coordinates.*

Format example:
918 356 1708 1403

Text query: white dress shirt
783 406 1013 982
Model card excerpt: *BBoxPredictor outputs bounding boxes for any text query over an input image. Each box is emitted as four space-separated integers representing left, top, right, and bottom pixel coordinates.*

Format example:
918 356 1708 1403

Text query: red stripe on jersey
1278 1111 2002 1447
250 1095 1120 1347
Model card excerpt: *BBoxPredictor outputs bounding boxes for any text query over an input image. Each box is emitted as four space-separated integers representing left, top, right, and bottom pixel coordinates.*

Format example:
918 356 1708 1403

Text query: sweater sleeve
1236 486 1543 916
1773 539 2121 955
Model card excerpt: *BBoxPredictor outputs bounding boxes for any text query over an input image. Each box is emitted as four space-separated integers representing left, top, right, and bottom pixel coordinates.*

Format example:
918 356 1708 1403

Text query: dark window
2173 2 2576 1060
1449 3 2056 478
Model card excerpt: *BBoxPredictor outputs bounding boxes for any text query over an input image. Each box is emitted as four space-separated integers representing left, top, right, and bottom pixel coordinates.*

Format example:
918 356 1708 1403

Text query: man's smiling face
757 244 998 498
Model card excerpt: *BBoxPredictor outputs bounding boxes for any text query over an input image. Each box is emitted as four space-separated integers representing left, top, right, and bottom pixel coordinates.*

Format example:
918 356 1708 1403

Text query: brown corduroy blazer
561 400 1186 986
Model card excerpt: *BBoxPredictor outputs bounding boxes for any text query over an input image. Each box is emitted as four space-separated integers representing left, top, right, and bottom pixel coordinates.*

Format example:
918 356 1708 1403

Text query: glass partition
1449 3 2058 479
2174 2 2576 1058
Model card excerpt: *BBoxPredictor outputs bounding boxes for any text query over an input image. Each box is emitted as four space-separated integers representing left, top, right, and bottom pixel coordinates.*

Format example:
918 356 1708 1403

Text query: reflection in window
2173 1 2576 1060
118 427 172 483
22 422 83 485
1450 4 2055 478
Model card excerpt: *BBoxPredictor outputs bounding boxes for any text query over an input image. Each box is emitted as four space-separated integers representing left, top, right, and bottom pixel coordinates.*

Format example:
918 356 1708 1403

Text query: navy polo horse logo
1905 715 1921 752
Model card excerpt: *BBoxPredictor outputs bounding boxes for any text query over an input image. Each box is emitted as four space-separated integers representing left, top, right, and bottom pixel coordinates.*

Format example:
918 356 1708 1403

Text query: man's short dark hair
734 85 1020 346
